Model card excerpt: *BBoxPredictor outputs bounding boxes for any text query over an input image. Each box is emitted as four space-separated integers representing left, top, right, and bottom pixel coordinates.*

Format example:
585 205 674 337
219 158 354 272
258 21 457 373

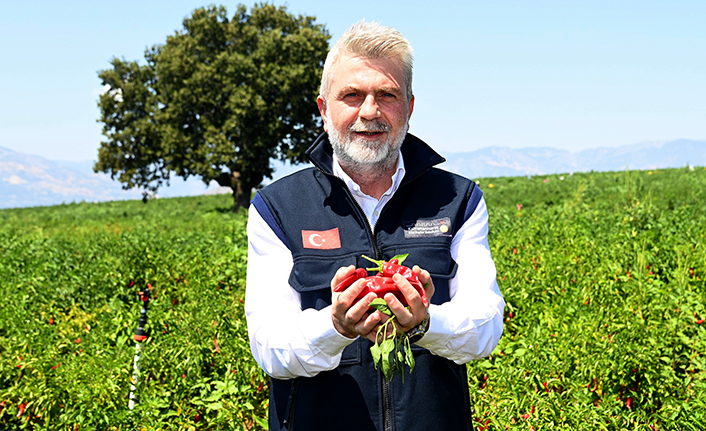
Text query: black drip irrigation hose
129 285 151 410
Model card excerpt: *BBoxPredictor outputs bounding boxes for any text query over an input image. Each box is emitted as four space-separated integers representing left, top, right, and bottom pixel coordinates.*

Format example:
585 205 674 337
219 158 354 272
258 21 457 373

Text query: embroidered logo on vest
302 228 342 249
403 217 453 238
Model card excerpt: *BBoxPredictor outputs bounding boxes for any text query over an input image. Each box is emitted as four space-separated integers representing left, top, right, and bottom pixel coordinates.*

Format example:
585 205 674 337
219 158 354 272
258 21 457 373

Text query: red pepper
380 260 428 306
361 255 430 307
355 276 408 305
337 256 431 307
342 275 429 307
382 259 419 284
333 268 368 292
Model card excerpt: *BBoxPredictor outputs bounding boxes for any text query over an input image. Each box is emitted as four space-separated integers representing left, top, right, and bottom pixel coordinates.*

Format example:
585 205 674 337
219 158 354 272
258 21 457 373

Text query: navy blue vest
252 133 483 431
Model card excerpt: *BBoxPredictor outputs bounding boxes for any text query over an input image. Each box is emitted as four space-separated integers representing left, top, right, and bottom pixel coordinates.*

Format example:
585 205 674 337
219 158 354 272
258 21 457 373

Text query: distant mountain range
441 138 706 179
1 139 704 209
263 138 706 183
0 147 214 209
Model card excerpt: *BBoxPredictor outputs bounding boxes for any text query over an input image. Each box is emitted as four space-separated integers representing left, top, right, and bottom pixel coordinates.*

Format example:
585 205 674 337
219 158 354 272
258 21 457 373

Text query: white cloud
4 175 27 185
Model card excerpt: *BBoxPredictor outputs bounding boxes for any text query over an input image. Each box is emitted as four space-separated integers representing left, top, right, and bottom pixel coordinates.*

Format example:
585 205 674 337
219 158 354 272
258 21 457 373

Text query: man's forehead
335 83 404 96
331 53 405 84
336 52 403 72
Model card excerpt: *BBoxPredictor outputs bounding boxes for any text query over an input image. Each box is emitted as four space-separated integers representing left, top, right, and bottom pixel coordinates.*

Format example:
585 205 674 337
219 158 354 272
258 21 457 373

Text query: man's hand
331 265 435 342
382 265 434 333
331 266 381 339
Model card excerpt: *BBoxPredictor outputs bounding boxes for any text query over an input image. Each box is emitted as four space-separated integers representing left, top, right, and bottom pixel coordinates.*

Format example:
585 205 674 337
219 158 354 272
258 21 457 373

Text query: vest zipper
318 171 382 257
463 365 474 431
282 380 299 430
382 376 393 431
317 169 400 430
373 201 393 431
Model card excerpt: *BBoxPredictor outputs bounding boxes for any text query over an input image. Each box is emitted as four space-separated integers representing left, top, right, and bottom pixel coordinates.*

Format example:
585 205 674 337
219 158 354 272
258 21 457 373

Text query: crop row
0 167 704 430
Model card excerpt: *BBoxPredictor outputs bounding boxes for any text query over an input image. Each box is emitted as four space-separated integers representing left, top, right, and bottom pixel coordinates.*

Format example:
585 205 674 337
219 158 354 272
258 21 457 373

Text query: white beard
328 118 407 176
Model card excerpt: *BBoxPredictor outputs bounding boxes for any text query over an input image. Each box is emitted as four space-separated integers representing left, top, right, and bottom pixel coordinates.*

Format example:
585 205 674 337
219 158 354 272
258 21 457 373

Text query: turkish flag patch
302 228 341 250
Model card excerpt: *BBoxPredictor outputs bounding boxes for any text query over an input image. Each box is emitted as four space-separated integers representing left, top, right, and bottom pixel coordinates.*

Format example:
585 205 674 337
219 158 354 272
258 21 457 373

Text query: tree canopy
96 4 330 209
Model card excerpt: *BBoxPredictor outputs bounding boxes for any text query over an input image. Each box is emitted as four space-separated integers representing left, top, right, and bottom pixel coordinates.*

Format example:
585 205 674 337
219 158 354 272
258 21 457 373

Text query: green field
1 166 705 430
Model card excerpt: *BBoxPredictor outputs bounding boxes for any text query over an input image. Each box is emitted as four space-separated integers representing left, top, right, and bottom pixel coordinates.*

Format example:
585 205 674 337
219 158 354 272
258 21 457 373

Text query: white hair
320 21 414 102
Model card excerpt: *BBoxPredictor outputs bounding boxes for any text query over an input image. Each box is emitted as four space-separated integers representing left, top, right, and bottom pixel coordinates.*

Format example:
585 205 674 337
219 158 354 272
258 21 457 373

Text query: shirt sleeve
414 196 506 364
244 203 356 379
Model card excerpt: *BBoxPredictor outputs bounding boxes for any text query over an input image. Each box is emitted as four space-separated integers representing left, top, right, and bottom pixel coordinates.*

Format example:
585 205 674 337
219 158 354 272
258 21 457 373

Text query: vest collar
305 132 446 185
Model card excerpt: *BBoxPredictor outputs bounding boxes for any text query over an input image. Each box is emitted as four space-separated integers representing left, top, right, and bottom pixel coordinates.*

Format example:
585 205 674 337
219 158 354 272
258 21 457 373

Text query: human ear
317 95 329 132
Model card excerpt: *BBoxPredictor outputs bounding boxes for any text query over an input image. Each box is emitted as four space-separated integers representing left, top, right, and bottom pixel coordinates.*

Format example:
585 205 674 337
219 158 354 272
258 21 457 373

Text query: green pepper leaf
382 338 395 354
370 343 381 366
367 295 417 382
382 350 392 378
390 254 409 265
405 345 415 372
369 298 392 315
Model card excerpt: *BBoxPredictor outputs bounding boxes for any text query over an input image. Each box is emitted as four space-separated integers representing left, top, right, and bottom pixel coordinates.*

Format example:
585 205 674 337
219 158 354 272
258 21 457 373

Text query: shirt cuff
301 305 358 358
413 304 456 350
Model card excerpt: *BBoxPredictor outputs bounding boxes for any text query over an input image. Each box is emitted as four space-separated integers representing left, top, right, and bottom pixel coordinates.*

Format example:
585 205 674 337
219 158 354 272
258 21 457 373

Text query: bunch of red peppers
334 254 428 381
334 255 429 307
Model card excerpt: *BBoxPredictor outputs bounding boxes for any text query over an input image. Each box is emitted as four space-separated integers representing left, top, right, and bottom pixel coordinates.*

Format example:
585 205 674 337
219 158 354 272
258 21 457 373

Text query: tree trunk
232 185 251 212
216 171 256 211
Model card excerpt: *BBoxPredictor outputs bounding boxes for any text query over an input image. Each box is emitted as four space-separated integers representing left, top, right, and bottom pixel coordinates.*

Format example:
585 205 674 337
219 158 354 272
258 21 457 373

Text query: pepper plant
0 166 704 430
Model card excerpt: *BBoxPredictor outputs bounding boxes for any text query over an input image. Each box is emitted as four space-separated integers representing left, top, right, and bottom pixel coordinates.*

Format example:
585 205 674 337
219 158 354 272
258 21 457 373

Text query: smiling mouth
349 120 391 137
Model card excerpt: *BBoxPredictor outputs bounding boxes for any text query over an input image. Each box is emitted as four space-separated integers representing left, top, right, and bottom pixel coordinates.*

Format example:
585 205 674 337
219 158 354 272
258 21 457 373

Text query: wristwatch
406 310 431 343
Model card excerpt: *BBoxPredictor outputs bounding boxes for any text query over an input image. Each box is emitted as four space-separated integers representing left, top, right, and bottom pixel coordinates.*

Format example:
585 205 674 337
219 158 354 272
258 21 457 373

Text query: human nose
358 94 380 120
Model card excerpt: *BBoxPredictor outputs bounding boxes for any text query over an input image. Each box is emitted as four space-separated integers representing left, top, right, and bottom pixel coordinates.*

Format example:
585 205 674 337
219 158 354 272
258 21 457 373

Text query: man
245 21 505 431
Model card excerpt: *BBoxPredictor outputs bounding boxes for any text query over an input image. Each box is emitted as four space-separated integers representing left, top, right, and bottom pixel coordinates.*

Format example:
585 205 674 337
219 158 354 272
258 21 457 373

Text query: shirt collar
332 150 406 200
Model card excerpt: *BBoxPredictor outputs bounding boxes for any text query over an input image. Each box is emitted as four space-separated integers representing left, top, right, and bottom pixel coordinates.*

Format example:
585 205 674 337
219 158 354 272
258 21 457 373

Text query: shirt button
374 210 380 217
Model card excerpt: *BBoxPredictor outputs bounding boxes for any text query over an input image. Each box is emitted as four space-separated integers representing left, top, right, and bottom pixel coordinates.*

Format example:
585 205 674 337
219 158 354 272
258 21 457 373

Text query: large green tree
96 4 329 209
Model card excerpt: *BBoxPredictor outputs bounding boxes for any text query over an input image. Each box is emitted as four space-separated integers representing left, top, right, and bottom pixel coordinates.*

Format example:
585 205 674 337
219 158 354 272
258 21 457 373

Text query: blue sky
1 0 704 162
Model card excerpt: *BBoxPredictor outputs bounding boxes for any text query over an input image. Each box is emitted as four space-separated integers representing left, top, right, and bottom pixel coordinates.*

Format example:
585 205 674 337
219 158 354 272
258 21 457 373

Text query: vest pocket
288 253 365 311
289 254 362 293
340 338 362 366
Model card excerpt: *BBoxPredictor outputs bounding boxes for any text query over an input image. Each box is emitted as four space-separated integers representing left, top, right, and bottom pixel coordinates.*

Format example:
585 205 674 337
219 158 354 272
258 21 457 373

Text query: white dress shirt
245 152 505 379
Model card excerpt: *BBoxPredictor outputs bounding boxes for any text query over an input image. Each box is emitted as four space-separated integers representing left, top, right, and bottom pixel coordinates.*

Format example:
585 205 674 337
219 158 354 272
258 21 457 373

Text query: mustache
348 120 391 133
